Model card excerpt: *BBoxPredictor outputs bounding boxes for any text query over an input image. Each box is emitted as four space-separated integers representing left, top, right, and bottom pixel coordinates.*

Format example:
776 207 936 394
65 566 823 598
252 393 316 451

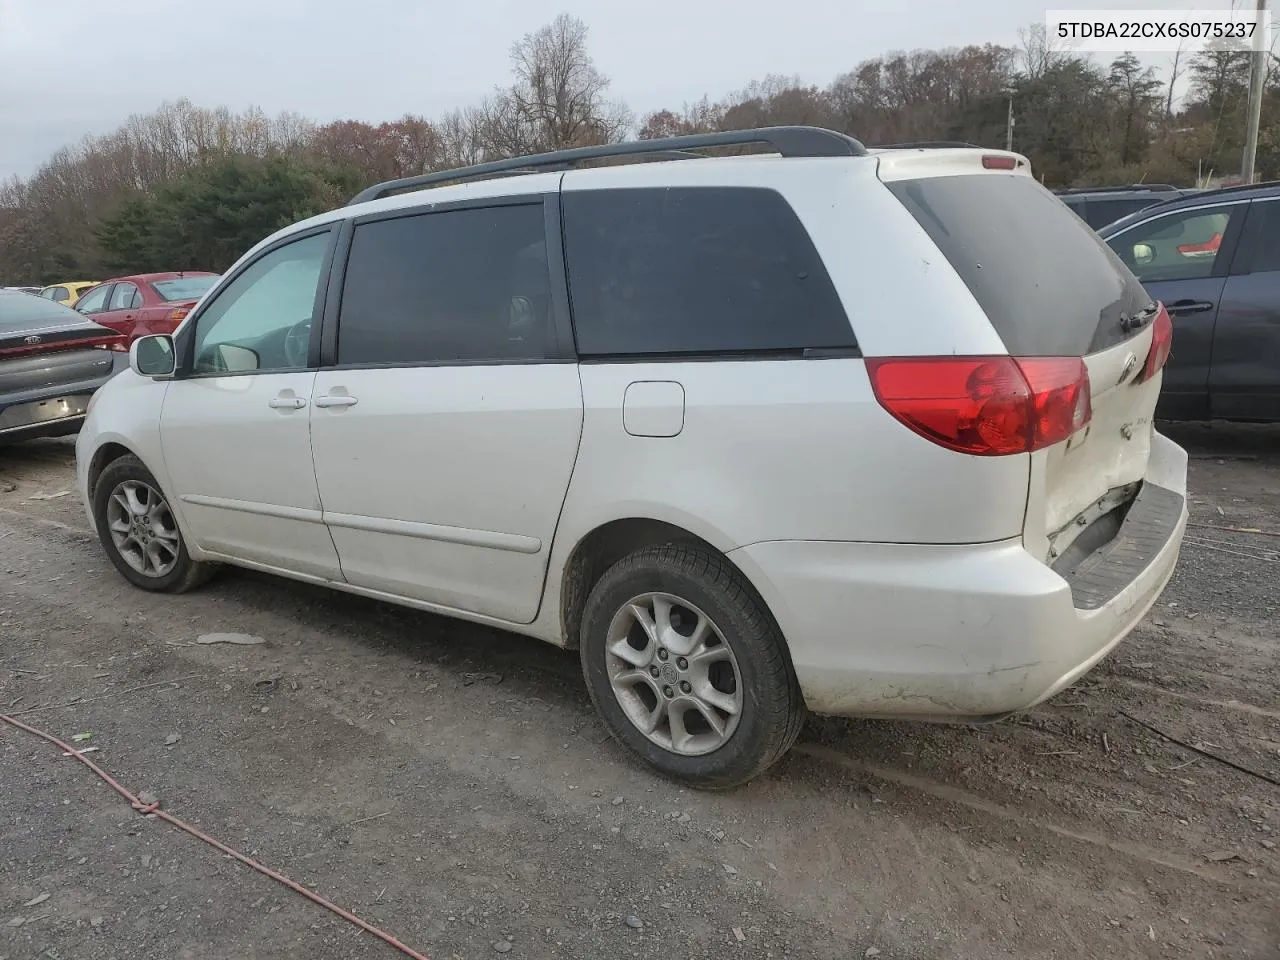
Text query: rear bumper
729 431 1188 720
0 353 127 444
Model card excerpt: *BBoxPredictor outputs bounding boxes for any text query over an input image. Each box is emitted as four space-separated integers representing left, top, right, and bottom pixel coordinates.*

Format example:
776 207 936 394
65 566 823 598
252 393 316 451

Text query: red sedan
74 271 219 342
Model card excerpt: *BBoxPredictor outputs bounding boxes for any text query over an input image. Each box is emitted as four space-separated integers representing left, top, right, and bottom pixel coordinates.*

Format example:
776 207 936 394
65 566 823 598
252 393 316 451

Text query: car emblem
23 335 41 345
1118 352 1138 384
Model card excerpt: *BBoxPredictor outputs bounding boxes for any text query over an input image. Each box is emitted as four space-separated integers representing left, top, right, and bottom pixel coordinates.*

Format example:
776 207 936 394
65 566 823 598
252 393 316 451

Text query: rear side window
888 175 1152 356
562 187 854 356
337 203 553 366
109 282 141 310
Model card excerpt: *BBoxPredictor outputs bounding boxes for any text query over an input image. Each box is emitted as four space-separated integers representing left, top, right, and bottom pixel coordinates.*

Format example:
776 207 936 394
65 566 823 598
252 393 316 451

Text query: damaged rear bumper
729 432 1188 720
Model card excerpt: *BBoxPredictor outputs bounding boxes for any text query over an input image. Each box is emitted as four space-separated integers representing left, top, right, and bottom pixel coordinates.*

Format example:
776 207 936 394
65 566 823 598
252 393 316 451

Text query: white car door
309 196 583 623
160 227 343 581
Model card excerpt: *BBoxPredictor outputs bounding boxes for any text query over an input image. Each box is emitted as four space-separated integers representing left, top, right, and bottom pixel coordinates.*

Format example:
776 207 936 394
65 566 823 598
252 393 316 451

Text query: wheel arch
556 515 781 654
86 440 140 501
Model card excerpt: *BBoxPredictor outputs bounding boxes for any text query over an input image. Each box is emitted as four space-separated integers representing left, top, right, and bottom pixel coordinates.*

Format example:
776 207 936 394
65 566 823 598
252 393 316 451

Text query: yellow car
37 281 99 307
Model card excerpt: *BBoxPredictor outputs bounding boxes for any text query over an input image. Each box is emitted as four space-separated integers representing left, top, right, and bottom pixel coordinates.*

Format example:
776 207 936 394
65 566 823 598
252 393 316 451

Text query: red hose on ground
0 712 431 960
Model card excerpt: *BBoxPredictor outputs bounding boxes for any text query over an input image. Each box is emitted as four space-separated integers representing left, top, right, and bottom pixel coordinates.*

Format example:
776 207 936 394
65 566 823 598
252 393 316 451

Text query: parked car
1055 184 1202 230
38 281 100 307
75 127 1188 788
74 272 220 343
1 289 128 445
1097 181 1280 422
4 286 42 295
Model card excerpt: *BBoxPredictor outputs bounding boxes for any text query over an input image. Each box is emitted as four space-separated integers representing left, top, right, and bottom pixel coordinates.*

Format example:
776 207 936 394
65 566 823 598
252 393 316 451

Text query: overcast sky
0 0 1224 180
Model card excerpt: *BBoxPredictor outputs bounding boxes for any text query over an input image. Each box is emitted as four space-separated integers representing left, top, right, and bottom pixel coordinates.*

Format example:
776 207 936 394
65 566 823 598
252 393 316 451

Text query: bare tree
1017 23 1064 82
502 13 632 152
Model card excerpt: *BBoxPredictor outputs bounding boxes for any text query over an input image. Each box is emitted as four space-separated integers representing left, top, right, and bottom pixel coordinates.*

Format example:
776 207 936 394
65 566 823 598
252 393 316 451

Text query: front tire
579 543 805 789
92 455 215 593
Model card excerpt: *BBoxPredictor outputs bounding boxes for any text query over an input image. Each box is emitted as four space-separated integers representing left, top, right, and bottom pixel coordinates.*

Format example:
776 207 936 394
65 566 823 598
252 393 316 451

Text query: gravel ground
1 424 1277 960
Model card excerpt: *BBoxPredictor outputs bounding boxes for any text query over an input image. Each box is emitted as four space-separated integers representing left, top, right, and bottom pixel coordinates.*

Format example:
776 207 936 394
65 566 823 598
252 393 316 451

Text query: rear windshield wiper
1119 303 1159 334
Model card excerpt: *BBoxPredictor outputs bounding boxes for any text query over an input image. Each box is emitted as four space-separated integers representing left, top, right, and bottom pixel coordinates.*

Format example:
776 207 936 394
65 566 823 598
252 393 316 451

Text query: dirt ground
1 423 1277 960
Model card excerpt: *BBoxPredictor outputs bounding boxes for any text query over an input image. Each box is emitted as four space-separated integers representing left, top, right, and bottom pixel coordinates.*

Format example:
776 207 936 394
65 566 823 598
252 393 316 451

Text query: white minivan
77 127 1187 788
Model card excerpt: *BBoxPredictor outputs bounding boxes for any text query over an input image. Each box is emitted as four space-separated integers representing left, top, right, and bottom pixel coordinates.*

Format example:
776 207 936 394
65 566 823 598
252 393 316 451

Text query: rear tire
92 455 216 593
579 542 805 789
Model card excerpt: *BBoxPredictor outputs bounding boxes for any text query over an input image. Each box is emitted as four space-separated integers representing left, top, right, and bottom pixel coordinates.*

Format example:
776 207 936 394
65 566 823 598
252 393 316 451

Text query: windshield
152 275 219 302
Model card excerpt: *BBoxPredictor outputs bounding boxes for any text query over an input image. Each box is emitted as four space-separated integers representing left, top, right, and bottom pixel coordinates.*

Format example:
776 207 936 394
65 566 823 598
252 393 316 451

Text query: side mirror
130 335 176 378
1132 242 1155 265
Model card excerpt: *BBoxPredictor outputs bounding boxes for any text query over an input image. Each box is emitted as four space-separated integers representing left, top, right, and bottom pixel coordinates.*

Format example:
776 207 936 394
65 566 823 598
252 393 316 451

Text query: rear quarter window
888 175 1153 356
562 186 855 356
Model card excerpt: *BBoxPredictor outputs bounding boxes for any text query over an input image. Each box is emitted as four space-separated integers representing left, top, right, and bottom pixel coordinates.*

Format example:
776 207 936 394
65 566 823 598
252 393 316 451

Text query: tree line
2 15 1278 284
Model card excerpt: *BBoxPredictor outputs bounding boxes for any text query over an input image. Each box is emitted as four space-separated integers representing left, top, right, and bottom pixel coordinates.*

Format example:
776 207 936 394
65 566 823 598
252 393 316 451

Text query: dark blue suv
1098 181 1280 422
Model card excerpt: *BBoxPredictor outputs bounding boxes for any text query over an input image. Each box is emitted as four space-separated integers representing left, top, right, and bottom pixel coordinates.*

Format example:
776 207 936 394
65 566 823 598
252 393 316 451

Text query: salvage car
1098 180 1280 422
38 280 99 307
1 289 127 445
75 128 1189 787
74 272 220 343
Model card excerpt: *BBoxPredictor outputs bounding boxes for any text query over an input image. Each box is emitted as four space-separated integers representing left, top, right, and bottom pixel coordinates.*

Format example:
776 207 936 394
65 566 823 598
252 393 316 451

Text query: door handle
267 396 307 410
313 394 358 408
1166 299 1214 316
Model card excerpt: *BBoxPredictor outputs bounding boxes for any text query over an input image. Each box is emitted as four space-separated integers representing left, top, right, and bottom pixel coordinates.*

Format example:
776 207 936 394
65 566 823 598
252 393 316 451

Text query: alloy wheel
604 592 743 756
105 479 180 578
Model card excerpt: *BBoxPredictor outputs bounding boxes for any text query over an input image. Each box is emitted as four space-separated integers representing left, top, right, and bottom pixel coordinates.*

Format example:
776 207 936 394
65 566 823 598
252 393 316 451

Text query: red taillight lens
867 355 1092 456
1137 303 1172 383
982 154 1018 170
168 306 191 325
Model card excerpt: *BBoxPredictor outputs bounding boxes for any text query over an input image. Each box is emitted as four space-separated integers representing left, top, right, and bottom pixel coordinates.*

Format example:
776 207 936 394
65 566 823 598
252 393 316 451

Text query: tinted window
888 175 1152 356
1233 199 1280 274
1108 205 1238 282
75 284 111 314
563 187 852 357
337 203 552 365
108 282 141 310
192 232 329 374
153 275 219 301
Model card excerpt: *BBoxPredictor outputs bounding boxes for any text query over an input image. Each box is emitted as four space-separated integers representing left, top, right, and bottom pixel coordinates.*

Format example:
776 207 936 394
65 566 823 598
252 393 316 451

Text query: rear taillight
89 335 129 352
168 306 191 325
981 154 1018 170
1137 303 1172 383
866 355 1092 456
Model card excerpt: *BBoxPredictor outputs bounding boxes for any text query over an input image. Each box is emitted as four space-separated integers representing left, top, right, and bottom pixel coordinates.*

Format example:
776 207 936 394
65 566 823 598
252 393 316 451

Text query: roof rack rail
1055 183 1182 195
872 140 983 149
1175 178 1280 199
347 126 868 205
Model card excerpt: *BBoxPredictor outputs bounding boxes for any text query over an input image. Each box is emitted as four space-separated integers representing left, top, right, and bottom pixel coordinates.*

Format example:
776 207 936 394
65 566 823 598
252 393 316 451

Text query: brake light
982 155 1018 170
867 355 1092 456
1176 232 1221 256
1137 303 1172 383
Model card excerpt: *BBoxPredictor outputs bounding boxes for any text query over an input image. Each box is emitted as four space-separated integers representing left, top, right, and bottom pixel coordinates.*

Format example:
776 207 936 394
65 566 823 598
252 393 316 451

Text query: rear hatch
879 153 1166 564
